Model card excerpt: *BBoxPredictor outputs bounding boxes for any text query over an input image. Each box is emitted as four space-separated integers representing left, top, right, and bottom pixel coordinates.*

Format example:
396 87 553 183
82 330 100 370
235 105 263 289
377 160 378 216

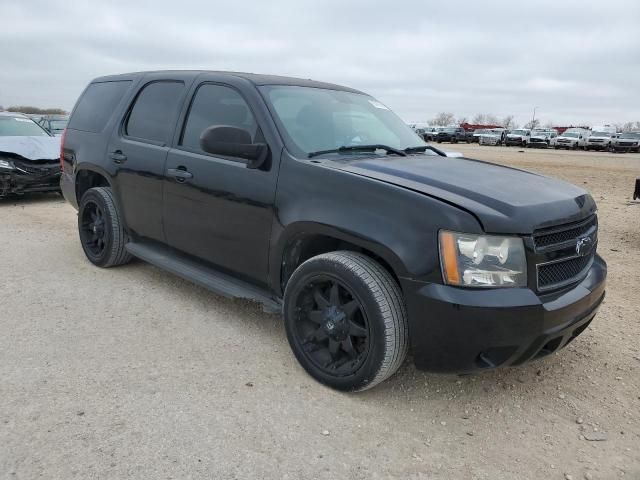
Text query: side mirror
200 125 269 169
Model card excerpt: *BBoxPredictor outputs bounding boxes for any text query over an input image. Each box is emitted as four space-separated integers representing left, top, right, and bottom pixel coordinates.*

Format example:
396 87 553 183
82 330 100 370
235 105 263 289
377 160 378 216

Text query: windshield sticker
368 100 389 110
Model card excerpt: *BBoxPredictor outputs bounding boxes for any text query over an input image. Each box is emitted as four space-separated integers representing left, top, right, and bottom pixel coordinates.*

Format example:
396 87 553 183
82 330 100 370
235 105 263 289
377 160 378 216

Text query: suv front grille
533 215 597 248
538 255 593 290
533 215 598 291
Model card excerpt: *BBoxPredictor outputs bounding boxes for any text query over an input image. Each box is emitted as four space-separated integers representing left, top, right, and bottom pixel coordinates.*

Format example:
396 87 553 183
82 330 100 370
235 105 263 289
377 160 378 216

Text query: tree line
0 105 68 115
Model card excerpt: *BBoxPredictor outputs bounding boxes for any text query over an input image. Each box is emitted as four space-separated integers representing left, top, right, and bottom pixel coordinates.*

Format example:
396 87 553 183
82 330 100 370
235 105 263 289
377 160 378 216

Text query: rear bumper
60 171 78 209
0 168 61 196
402 254 606 373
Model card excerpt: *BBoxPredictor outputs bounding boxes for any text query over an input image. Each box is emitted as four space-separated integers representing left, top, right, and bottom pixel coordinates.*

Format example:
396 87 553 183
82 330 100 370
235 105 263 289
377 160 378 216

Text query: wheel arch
75 164 113 205
274 222 407 296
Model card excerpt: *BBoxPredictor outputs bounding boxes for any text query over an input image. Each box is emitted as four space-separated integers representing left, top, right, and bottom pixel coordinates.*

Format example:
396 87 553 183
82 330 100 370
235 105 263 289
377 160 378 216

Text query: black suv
60 71 606 391
433 126 467 143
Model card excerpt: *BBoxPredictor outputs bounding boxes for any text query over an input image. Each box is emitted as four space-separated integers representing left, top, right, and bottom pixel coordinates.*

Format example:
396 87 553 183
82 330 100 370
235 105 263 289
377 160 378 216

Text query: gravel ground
1 145 639 480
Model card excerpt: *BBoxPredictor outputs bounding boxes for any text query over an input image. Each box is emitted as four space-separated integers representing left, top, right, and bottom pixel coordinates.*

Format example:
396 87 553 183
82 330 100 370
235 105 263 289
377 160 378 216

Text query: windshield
563 132 579 138
510 130 527 135
49 119 68 131
620 132 640 139
592 132 611 137
0 116 50 137
260 85 425 156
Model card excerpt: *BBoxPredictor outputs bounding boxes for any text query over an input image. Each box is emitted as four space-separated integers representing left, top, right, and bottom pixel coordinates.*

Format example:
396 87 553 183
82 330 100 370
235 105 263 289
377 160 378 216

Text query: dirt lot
1 145 639 480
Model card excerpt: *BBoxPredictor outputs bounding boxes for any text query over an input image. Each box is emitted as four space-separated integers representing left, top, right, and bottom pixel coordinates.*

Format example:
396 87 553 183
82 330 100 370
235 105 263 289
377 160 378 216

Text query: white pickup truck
528 129 558 148
554 128 590 150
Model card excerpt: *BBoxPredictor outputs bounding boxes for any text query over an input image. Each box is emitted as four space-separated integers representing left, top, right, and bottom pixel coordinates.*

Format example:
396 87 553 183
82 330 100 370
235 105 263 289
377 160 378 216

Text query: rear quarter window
68 81 132 133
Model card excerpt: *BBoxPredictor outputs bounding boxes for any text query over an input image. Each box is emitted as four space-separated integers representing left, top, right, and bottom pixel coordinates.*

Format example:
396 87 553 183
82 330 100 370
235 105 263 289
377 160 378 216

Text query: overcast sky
1 0 638 127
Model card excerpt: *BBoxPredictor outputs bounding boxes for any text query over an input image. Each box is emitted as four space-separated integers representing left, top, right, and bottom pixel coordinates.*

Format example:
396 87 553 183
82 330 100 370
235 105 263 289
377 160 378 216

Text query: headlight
439 231 527 288
0 159 15 170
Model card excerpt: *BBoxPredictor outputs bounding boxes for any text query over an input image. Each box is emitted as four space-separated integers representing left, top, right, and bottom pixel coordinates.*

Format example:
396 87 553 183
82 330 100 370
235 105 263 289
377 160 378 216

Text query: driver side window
181 84 258 154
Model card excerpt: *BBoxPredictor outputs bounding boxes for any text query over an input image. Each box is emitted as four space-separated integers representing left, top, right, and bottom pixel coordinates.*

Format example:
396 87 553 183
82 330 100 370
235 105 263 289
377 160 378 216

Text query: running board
125 242 282 314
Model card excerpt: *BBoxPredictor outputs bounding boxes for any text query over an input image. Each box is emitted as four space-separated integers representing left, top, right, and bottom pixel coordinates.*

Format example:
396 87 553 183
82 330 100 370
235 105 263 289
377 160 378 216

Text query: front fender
269 152 482 294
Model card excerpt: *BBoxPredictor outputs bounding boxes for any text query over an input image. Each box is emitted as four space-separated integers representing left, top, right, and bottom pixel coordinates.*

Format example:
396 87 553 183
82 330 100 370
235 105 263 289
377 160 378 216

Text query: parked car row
411 124 639 153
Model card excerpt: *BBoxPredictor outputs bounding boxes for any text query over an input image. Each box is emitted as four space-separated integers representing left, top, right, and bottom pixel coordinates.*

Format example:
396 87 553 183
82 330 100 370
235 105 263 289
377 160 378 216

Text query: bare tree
472 113 487 124
501 115 517 129
431 112 456 126
524 119 540 129
472 113 500 125
456 116 468 125
621 121 640 131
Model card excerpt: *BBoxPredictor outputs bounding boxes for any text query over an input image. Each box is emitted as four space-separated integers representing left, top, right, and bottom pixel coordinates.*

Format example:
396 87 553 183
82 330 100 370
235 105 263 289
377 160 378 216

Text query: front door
163 82 278 285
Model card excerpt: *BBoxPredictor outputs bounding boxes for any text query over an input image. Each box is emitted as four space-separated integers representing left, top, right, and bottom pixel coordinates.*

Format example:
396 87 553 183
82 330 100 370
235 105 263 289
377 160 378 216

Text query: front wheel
78 187 132 268
284 251 408 392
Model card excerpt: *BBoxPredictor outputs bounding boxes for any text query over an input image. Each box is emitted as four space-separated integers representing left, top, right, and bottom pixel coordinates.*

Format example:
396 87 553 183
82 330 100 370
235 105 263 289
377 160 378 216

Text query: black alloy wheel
291 276 369 376
284 251 408 391
78 187 131 268
80 200 108 257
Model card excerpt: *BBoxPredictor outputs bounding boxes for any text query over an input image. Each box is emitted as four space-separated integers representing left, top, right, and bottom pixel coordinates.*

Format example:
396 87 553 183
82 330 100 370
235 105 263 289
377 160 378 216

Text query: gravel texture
1 145 638 479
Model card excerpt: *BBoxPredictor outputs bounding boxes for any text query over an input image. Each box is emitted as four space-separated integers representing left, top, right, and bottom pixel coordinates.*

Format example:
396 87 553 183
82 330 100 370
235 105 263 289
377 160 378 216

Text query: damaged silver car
0 112 61 197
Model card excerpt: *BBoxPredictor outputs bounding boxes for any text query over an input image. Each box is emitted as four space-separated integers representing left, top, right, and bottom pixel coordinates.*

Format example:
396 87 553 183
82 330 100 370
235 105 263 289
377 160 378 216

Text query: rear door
107 74 192 242
162 79 279 285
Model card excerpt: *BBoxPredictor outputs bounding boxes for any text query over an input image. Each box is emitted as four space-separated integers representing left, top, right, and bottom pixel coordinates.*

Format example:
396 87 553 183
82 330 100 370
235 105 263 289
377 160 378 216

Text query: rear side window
125 81 185 144
180 84 257 152
68 81 131 133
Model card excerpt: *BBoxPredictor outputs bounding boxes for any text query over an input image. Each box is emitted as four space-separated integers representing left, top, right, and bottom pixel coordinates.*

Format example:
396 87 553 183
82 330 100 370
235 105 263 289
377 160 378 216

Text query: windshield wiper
308 144 407 158
403 145 447 157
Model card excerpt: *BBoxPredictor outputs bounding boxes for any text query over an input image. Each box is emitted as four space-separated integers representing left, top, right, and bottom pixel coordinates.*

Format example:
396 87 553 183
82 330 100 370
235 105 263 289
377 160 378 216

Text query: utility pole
531 106 538 128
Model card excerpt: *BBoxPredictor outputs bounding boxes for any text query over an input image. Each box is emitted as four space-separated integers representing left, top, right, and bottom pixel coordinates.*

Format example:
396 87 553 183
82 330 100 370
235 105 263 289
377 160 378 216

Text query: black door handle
109 151 127 163
167 167 193 182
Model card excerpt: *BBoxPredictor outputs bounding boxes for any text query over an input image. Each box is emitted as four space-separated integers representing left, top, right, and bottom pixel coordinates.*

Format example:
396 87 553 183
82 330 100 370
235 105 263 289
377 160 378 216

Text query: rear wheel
284 251 408 392
78 187 132 268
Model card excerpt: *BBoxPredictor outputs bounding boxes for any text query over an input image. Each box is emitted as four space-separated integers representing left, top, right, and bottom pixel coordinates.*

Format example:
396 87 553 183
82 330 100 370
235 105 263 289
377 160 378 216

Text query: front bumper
401 254 606 373
0 167 61 196
586 142 607 150
529 140 549 148
612 144 638 152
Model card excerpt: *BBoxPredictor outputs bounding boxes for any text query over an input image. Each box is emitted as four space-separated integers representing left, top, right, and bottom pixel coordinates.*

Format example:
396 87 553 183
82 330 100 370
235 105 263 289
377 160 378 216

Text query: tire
78 187 132 268
283 251 408 392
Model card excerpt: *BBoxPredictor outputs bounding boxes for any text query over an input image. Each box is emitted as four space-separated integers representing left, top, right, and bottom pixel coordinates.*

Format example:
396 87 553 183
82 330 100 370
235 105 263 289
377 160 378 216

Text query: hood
588 135 610 141
0 135 60 161
333 154 595 234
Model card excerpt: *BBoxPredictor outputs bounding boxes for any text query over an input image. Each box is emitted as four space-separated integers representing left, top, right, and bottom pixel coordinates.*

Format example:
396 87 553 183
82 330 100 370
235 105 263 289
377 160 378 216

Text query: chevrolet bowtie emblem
575 236 593 257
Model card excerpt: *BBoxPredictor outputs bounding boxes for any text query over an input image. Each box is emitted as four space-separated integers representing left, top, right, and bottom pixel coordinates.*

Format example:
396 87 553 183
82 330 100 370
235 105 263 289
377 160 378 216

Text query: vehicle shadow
0 192 64 207
117 258 585 407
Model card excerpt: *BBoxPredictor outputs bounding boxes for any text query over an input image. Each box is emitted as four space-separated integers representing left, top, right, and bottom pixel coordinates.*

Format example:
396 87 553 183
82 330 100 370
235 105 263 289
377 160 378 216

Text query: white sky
1 0 639 127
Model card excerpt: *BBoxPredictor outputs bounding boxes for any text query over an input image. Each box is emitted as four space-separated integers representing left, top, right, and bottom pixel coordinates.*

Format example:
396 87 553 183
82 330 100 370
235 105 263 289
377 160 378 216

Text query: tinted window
181 84 257 152
126 81 185 144
68 81 131 133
